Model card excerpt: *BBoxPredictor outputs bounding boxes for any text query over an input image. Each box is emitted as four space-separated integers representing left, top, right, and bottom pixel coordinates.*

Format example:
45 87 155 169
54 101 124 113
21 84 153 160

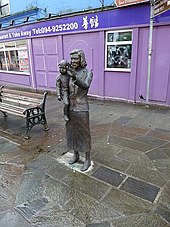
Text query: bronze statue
57 49 93 172
56 60 70 122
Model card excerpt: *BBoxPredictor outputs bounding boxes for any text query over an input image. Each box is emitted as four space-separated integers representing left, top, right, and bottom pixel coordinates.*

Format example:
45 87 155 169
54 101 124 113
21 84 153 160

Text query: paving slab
115 148 150 163
152 159 170 181
146 148 169 160
101 187 154 215
155 204 170 223
113 116 133 125
133 135 168 147
157 182 170 209
0 209 32 227
119 138 155 152
148 130 170 141
110 213 170 227
62 169 110 201
31 205 85 227
86 221 110 227
63 191 120 224
92 148 131 172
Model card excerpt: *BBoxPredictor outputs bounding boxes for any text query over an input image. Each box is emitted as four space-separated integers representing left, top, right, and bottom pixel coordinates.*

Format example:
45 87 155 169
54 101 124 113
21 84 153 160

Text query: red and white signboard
115 0 148 7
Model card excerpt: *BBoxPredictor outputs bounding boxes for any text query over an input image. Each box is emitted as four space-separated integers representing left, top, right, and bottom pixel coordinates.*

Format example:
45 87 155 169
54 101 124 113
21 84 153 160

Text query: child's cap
58 60 69 67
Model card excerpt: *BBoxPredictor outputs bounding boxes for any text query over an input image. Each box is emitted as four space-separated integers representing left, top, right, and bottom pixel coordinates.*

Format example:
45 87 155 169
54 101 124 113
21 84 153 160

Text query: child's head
58 60 70 75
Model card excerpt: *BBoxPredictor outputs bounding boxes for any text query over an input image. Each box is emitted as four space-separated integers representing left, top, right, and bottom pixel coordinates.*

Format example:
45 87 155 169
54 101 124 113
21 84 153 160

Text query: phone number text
32 22 79 35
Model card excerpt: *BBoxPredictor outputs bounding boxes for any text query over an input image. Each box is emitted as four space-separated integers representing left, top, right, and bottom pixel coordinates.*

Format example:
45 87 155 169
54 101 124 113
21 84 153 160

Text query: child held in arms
56 60 70 122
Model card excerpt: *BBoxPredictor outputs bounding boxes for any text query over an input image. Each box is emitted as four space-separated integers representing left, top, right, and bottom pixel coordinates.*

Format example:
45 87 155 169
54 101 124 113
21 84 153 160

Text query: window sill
105 68 131 72
0 70 30 75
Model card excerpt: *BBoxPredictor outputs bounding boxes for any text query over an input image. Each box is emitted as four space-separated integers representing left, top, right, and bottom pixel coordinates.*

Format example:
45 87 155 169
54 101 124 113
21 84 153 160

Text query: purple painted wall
0 72 31 87
32 36 60 90
136 25 170 104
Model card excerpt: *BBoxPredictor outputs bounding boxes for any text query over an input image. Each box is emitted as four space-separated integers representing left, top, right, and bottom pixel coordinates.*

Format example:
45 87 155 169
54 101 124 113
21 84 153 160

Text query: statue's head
70 49 87 69
58 60 70 74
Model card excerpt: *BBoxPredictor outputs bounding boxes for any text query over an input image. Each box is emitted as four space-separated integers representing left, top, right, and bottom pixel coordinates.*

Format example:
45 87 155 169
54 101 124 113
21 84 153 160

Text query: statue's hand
67 67 77 80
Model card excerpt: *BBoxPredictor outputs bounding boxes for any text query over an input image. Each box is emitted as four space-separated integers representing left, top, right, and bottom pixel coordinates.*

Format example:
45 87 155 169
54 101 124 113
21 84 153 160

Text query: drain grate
92 166 126 187
120 177 160 203
86 221 110 227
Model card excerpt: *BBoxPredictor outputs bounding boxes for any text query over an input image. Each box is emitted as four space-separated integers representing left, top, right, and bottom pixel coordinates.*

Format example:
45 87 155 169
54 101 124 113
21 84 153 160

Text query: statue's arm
56 77 62 100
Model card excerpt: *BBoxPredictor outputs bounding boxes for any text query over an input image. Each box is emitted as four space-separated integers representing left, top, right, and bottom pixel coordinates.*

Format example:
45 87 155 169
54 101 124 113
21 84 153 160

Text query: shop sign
0 6 150 42
154 0 170 16
0 14 101 42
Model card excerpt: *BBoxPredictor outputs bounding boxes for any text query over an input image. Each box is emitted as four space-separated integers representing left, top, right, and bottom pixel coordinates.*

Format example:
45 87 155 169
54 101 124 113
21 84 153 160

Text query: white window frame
105 29 133 72
0 39 30 74
0 0 10 17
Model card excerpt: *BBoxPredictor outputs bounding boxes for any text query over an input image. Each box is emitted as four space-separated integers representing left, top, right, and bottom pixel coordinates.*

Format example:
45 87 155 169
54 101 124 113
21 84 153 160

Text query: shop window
105 30 132 71
0 51 6 70
0 0 10 17
0 40 30 73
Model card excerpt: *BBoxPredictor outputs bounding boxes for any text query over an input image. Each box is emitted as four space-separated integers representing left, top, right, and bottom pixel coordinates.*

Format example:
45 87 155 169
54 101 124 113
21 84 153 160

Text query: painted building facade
0 2 170 106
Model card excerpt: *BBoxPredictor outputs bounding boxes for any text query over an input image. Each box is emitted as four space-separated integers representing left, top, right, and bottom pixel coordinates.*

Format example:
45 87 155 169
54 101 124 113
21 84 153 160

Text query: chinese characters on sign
82 15 99 30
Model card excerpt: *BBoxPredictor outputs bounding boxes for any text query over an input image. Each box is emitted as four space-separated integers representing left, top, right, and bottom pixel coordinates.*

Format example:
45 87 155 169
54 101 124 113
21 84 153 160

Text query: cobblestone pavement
0 94 170 227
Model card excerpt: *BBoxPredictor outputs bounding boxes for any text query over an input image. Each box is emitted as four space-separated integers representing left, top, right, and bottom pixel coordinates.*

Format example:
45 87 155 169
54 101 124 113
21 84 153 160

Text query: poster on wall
18 50 29 72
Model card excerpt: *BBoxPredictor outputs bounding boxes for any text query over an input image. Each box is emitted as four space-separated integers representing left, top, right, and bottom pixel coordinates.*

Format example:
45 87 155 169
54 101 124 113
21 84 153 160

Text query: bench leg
24 113 49 139
25 132 30 140
42 115 49 131
0 110 7 117
25 117 31 140
24 106 49 139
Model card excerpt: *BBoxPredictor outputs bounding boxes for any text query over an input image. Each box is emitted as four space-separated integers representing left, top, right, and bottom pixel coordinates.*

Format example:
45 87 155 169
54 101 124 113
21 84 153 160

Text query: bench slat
1 96 40 106
0 104 25 117
0 110 24 117
0 102 26 111
2 93 42 104
3 89 44 99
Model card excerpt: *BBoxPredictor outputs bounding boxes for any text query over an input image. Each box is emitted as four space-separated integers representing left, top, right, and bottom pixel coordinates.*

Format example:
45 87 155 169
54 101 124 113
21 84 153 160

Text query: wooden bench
0 86 49 139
